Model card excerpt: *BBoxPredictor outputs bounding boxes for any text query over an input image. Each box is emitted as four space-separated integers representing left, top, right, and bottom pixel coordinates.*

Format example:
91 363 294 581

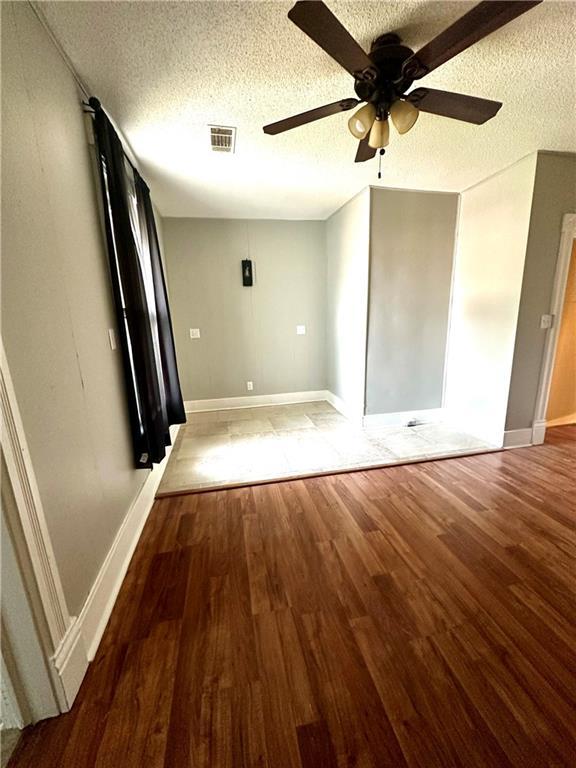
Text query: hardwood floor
10 427 576 767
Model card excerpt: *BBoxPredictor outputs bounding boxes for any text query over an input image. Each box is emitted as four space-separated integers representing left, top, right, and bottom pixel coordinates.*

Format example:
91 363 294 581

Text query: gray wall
505 152 576 430
1 2 146 614
325 189 371 418
365 188 458 415
163 218 327 400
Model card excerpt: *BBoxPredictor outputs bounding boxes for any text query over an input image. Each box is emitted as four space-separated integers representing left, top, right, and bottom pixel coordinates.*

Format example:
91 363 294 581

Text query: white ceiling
40 1 576 219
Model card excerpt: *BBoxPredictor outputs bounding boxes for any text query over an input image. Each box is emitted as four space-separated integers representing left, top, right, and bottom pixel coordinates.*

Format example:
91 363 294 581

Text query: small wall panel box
242 259 253 286
296 325 306 335
190 328 201 339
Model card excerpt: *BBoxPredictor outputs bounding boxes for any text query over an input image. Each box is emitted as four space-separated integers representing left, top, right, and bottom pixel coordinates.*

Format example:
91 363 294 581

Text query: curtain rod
29 1 142 173
29 1 90 98
84 98 143 180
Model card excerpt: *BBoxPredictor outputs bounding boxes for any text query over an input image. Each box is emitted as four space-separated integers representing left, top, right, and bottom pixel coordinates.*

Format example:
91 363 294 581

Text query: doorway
533 214 576 442
547 237 576 427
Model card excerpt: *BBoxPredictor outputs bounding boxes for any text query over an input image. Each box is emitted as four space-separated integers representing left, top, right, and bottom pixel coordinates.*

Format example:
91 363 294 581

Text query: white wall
164 218 326 401
1 2 147 615
325 189 370 419
444 153 538 445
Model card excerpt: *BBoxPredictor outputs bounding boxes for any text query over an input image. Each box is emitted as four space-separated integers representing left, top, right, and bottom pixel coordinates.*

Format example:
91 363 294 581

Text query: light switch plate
540 314 554 330
190 328 201 339
296 325 306 336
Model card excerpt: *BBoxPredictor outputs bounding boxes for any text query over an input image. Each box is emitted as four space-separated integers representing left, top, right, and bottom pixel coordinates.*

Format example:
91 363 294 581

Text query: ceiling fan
263 0 542 163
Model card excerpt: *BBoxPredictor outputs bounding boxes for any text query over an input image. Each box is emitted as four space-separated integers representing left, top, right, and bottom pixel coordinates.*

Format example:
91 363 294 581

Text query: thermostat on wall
242 259 253 286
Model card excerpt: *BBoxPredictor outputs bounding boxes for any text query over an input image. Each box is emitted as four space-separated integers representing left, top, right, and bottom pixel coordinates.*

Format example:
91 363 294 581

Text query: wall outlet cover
246 381 254 391
190 328 201 339
296 325 306 335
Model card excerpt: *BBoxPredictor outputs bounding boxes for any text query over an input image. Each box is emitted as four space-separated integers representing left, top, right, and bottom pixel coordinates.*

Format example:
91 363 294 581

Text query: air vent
209 125 236 153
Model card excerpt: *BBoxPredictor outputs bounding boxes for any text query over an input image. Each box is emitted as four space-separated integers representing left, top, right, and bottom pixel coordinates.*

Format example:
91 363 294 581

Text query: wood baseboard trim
184 390 330 413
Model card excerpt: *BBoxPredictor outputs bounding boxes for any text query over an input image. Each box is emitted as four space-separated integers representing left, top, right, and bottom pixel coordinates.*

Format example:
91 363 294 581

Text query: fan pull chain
377 148 385 179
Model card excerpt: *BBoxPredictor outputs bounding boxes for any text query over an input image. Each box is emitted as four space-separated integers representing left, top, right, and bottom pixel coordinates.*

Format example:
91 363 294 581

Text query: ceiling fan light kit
389 99 419 135
263 0 542 165
368 117 389 149
347 102 376 140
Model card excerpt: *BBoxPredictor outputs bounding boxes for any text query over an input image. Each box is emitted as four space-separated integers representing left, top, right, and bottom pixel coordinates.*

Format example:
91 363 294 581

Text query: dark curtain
90 97 185 468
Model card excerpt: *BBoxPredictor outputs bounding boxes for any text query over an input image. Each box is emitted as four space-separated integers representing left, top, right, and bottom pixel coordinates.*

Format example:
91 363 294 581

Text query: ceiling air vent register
209 126 236 153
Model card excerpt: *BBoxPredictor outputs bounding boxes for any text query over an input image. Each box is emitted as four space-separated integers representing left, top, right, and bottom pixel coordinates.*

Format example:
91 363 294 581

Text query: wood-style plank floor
10 427 576 768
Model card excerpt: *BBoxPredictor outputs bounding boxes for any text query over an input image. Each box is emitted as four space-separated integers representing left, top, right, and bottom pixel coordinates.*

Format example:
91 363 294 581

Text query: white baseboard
53 425 180 708
503 428 533 449
78 424 180 662
363 407 445 429
325 391 364 423
184 390 329 413
52 618 87 709
531 419 547 445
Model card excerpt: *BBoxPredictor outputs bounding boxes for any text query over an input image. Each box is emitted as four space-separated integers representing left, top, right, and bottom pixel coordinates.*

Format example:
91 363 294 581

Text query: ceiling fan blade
407 87 502 124
288 1 375 78
354 136 376 163
263 98 358 135
404 1 542 79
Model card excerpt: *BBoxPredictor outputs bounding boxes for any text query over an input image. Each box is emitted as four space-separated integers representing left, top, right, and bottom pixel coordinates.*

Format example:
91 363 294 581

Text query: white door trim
1 342 177 712
532 213 576 443
1 343 83 712
0 343 73 651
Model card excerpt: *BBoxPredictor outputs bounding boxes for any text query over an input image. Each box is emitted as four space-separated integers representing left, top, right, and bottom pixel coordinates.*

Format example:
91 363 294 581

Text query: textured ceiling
40 1 576 219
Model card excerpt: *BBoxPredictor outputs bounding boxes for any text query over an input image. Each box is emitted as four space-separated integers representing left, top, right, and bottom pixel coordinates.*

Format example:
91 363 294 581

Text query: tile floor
158 401 493 495
158 401 495 494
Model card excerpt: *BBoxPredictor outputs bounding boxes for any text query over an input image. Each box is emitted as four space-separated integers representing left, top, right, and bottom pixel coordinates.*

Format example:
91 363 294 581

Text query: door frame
0 342 87 718
532 213 576 443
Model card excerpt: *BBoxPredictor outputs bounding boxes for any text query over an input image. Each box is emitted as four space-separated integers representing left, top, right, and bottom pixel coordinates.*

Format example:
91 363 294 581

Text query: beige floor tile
229 418 275 435
219 407 267 422
177 434 232 458
302 400 337 413
372 433 437 459
160 402 493 493
282 400 334 415
308 412 348 427
183 421 231 436
270 414 315 431
185 410 222 425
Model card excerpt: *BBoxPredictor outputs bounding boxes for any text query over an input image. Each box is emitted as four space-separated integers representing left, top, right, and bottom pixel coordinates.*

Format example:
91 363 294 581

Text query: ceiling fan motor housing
354 35 415 112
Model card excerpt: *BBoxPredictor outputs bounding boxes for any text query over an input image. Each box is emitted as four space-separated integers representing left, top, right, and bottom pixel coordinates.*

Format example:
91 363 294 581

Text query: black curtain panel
90 97 185 468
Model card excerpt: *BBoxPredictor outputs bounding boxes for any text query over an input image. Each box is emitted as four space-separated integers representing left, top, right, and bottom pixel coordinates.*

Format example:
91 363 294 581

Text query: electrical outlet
296 325 306 335
246 381 254 391
189 328 201 339
540 314 554 330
